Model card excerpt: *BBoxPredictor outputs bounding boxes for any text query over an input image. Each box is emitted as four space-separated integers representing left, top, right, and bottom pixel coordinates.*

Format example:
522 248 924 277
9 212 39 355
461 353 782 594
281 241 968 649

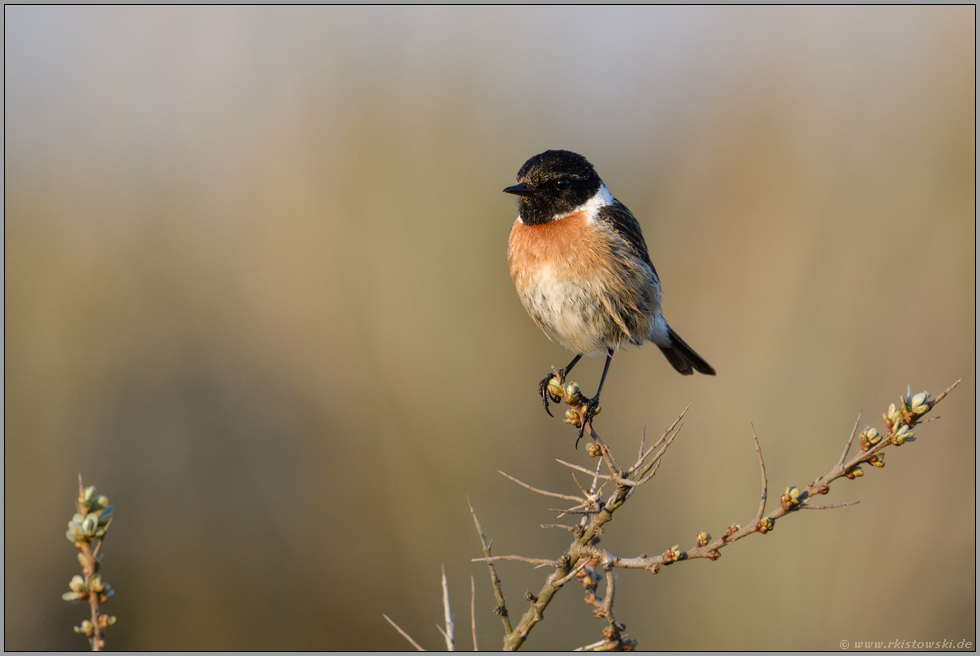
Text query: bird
504 149 715 444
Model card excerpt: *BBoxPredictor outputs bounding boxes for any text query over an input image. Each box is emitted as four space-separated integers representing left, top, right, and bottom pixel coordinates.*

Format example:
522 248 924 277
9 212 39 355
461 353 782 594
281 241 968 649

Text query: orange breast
507 211 610 290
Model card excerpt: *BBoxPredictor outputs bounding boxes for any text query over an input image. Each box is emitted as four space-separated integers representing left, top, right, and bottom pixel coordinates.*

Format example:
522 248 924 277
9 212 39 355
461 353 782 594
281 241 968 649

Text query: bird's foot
575 395 602 448
538 369 566 417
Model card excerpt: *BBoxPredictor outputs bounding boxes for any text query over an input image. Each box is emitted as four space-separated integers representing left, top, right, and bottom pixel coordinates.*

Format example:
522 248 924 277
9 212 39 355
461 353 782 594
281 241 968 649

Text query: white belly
519 263 623 355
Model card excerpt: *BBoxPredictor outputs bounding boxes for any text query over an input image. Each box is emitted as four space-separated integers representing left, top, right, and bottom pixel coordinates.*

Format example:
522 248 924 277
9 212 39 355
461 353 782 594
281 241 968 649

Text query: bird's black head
503 150 603 225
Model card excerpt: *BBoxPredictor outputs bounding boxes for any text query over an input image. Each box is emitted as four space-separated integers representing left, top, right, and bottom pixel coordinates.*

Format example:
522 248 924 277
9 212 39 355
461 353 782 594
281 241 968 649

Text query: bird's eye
555 178 571 191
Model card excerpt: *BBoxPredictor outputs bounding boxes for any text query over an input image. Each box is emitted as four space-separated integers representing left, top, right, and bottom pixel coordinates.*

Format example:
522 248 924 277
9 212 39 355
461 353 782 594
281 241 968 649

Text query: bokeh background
4 6 975 651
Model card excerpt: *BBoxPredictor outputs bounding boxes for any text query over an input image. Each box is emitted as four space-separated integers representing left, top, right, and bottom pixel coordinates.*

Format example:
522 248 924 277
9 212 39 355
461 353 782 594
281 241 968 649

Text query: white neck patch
557 183 614 222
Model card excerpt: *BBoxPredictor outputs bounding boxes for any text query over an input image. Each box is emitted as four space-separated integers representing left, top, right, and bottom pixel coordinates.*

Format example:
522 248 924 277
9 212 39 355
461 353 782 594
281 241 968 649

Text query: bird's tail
657 326 716 376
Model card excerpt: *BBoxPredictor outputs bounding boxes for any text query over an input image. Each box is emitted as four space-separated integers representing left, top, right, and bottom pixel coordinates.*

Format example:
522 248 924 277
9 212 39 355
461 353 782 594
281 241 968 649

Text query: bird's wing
597 201 658 277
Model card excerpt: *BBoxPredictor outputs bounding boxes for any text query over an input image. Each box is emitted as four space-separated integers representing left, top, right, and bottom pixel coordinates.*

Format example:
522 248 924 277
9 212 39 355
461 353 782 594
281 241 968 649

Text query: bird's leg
576 349 613 447
539 354 583 417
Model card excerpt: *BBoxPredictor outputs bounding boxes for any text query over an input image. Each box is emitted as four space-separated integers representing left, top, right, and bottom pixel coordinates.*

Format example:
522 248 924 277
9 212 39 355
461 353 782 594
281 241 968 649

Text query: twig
471 555 559 567
78 476 105 652
91 517 112 559
628 404 689 476
555 460 641 487
498 470 583 503
441 566 454 651
588 460 602 496
634 458 663 488
467 498 513 637
570 472 591 498
632 424 682 483
574 638 612 651
383 614 426 651
553 558 590 587
602 567 616 627
626 457 664 501
752 426 767 523
801 501 860 510
933 378 961 405
65 476 115 651
838 411 862 467
470 575 478 652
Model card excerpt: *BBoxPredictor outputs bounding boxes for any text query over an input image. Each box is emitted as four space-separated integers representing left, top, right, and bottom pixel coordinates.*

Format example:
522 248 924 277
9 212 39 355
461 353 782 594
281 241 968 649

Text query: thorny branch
468 498 513 636
383 378 959 651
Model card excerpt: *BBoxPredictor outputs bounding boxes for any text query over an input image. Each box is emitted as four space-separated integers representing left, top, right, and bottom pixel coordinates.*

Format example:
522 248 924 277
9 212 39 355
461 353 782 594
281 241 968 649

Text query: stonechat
504 150 715 443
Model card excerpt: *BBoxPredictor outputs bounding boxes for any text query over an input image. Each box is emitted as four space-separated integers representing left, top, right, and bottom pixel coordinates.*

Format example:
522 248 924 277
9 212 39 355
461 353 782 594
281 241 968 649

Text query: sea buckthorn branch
382 566 458 652
468 405 687 650
471 379 959 651
62 475 116 651
596 379 960 575
384 379 958 651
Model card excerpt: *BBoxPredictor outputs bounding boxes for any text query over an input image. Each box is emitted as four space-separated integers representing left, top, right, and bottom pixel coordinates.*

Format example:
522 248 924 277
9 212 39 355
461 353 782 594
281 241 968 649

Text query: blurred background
4 6 975 650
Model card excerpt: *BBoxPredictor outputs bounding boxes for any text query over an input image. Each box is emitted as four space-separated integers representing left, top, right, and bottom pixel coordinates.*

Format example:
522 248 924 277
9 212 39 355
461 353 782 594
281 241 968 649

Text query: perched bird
504 150 715 443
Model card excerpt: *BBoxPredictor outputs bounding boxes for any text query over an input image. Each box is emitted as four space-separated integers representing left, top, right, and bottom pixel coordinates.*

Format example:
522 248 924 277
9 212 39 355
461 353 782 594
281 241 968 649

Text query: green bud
894 424 915 444
69 575 86 593
62 591 79 601
885 403 903 426
96 495 109 508
865 428 880 445
83 486 97 502
546 377 563 399
564 381 582 406
81 514 98 535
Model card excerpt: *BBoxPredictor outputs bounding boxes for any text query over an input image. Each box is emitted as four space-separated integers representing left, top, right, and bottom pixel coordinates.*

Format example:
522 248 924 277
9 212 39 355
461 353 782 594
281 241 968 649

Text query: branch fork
384 379 959 650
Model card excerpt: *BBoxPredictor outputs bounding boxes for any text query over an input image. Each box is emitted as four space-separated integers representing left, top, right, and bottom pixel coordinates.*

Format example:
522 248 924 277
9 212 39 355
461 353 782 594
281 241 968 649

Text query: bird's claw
539 373 563 417
575 396 602 448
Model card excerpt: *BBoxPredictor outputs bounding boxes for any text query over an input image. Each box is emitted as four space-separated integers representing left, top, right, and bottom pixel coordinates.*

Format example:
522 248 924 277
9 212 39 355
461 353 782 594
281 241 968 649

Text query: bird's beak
503 183 536 196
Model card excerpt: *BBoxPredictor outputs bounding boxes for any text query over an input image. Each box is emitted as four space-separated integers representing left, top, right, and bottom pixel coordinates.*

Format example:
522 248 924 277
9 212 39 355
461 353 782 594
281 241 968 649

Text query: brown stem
79 541 102 651
467 499 513 639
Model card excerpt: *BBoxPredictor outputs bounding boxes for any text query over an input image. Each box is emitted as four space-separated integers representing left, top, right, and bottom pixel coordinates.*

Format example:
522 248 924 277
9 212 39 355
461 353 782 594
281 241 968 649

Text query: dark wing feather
597 201 657 276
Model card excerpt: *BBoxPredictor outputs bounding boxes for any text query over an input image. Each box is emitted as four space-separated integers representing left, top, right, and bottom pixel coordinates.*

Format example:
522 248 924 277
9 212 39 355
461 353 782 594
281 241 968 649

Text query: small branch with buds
383 379 959 650
63 475 116 651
